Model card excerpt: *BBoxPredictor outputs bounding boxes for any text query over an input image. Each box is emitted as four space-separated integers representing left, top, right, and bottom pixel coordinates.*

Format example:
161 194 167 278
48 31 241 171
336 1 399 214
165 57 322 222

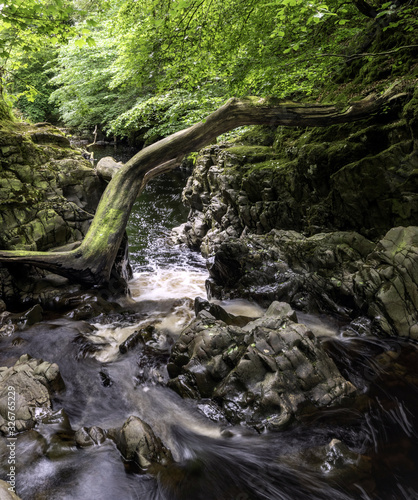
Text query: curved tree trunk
0 87 406 286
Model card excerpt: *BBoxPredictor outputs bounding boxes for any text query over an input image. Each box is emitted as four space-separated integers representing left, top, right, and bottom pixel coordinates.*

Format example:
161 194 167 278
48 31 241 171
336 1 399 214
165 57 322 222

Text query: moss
239 159 284 178
403 85 418 139
224 146 278 168
231 125 276 147
0 99 14 123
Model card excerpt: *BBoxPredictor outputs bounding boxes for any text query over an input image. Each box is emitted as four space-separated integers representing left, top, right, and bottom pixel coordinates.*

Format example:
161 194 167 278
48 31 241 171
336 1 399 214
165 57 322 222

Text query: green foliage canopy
0 0 97 117
4 0 417 136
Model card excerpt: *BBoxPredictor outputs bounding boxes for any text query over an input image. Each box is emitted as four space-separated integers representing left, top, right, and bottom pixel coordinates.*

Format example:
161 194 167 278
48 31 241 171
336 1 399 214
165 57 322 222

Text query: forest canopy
1 0 417 139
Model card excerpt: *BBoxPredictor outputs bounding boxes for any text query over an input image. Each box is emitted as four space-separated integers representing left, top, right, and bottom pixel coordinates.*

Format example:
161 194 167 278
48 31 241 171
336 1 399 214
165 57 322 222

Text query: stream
1 145 418 499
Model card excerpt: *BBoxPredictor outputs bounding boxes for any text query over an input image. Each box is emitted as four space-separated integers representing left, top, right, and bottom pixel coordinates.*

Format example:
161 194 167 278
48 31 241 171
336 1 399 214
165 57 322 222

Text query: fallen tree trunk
0 87 406 286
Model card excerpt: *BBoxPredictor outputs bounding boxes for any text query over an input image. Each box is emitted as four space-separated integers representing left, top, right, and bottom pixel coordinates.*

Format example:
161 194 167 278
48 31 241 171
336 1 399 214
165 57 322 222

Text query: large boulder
109 416 172 469
96 156 123 181
168 302 357 430
0 355 64 434
206 227 418 339
354 226 418 337
206 229 374 316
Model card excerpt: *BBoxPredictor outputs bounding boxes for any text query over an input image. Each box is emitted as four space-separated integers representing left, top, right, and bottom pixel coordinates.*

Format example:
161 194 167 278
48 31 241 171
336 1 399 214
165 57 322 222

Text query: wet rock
354 226 418 338
291 438 374 495
0 122 133 307
46 431 76 460
64 293 118 321
75 426 106 447
177 118 417 256
119 330 144 354
206 230 373 316
168 301 357 430
110 415 172 469
15 304 43 329
0 304 43 337
99 370 113 387
0 355 65 434
0 479 22 500
96 156 123 181
206 226 418 338
0 312 14 337
194 297 253 327
39 409 72 433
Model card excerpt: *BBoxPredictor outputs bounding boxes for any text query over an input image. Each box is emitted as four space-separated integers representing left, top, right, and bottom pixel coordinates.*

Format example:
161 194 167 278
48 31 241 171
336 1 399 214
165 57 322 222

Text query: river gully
1 146 418 499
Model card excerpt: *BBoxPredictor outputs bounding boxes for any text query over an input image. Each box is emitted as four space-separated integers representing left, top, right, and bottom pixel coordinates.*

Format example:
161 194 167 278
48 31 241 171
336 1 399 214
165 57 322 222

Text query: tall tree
0 0 95 117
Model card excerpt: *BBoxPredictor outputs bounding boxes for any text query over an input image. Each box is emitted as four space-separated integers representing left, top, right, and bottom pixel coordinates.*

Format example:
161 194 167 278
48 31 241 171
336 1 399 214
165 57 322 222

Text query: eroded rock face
0 123 108 306
177 118 418 257
0 124 104 252
206 227 418 339
206 229 374 316
354 226 418 338
168 302 356 430
0 355 64 434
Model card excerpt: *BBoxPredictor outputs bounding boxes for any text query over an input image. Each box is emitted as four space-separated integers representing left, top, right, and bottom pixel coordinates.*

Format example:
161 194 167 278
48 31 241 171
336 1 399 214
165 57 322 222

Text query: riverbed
1 158 418 499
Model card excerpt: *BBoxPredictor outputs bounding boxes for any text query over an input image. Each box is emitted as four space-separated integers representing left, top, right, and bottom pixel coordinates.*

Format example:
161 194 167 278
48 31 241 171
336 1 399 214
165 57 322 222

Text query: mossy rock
403 85 418 140
0 121 107 306
232 125 276 146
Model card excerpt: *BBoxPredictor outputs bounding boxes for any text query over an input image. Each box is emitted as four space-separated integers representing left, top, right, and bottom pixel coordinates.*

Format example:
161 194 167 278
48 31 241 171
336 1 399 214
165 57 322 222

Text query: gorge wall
0 122 123 314
175 88 418 338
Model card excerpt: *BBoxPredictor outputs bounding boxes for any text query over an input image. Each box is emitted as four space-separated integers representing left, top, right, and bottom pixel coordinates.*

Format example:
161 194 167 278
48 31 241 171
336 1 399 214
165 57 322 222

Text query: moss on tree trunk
0 86 407 287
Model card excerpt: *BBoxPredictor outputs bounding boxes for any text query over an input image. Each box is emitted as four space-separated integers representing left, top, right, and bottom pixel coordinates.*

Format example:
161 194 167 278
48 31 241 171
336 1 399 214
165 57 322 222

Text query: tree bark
352 0 378 18
0 86 406 287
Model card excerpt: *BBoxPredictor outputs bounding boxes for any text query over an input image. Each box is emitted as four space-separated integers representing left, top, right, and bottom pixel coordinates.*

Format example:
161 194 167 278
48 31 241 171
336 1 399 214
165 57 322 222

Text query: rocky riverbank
0 123 134 335
0 89 417 498
173 89 418 339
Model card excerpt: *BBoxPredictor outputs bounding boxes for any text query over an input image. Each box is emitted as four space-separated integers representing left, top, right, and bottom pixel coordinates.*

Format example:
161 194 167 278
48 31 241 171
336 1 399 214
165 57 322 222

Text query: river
1 145 418 499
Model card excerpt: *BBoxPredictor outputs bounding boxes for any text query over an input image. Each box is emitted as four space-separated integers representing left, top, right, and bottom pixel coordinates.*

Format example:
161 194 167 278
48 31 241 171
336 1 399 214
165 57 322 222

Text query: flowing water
1 151 418 499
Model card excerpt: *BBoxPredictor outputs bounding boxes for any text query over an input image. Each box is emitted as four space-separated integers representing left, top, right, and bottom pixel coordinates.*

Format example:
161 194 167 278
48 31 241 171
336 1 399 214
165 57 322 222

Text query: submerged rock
287 438 374 495
0 304 44 337
168 301 356 430
75 426 106 447
0 355 65 434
